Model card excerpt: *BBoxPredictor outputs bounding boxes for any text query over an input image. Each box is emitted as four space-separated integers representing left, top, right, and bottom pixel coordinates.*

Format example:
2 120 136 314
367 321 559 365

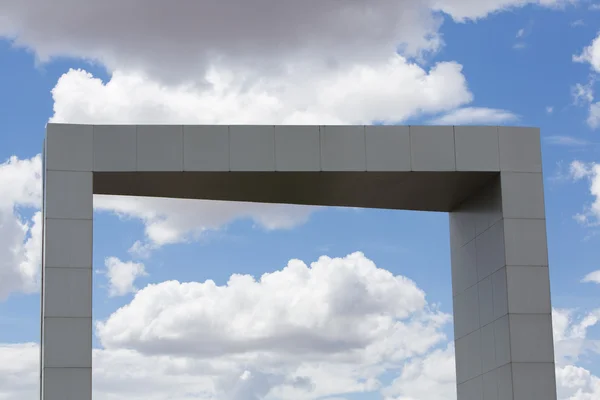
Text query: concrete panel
501 172 545 219
475 220 506 281
455 126 499 171
230 125 275 171
410 125 455 171
274 125 320 171
46 124 93 172
43 123 556 400
93 125 137 171
455 329 482 383
365 125 410 171
44 219 92 268
496 364 514 400
511 363 557 400
320 125 366 171
137 125 183 171
457 376 483 400
482 369 498 400
480 323 497 374
45 171 93 220
493 315 511 368
506 266 551 314
474 179 503 236
453 284 480 339
491 268 508 320
183 125 229 171
498 127 542 173
503 219 548 266
449 208 476 249
451 239 477 295
44 268 92 318
478 276 494 327
509 314 555 363
43 317 92 368
43 368 91 400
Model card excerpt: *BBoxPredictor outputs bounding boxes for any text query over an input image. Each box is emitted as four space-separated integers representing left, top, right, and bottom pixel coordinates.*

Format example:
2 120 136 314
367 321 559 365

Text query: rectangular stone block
498 127 542 173
493 315 511 367
454 126 499 171
449 208 476 249
478 276 494 327
43 317 92 368
44 267 92 318
457 375 483 400
455 329 482 383
46 124 93 172
137 125 184 171
453 284 480 339
509 314 554 363
511 363 557 400
410 125 455 171
365 125 410 171
44 219 92 268
503 219 548 266
275 125 320 171
500 172 545 219
43 368 92 400
93 125 137 171
320 126 366 171
230 125 275 171
44 171 93 220
183 125 229 171
451 239 477 295
475 220 506 281
506 266 551 314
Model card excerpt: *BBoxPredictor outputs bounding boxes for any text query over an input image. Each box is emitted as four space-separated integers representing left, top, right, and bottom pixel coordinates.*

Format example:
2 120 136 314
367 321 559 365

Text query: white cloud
569 161 600 225
0 155 42 300
2 259 600 399
104 257 147 297
572 82 594 105
95 196 316 254
0 253 454 400
381 344 456 400
545 136 590 146
0 0 445 85
0 0 577 87
96 252 447 360
429 107 518 125
574 32 600 72
431 0 578 22
588 102 600 129
50 61 473 126
582 270 600 284
547 106 555 114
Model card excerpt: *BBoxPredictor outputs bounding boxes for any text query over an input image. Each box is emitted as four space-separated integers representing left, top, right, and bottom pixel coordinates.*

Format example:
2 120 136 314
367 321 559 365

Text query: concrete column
42 124 93 400
450 171 556 399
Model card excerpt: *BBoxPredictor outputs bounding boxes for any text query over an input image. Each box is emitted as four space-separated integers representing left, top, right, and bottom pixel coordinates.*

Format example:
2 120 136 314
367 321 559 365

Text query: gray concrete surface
42 124 556 400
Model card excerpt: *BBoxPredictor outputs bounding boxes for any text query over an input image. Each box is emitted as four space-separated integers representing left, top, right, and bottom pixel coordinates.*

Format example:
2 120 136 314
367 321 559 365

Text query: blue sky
1 1 600 399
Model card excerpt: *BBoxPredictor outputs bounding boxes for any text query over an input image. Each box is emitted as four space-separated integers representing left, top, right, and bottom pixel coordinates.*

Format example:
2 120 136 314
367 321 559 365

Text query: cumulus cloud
0 253 454 400
428 106 518 125
0 0 445 85
96 252 447 360
582 270 600 284
104 257 147 297
0 155 42 299
574 32 600 73
50 62 473 126
568 160 600 225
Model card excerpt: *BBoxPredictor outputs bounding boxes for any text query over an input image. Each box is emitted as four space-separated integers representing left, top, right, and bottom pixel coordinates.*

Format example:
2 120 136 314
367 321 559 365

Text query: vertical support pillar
449 128 556 399
42 124 94 400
